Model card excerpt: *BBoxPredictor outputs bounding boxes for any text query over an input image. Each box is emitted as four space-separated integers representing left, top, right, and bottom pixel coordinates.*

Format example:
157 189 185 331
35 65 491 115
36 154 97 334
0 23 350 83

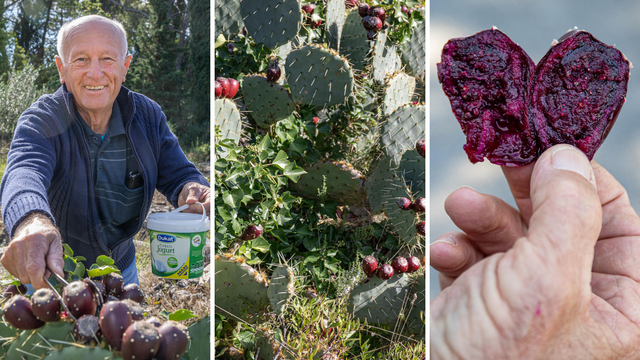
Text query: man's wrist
12 212 55 239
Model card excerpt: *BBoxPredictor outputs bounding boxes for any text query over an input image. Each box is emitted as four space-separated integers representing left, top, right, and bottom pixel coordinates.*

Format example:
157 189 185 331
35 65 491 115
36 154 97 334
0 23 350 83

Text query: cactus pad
401 10 426 79
326 0 346 49
406 273 426 335
184 316 210 360
339 11 370 70
267 265 295 315
240 0 302 49
215 256 270 320
349 275 413 326
372 30 400 83
7 321 74 359
243 75 296 128
383 72 416 116
214 0 243 38
255 329 292 360
286 45 355 107
43 347 123 360
0 314 18 357
380 104 425 166
215 98 242 157
295 161 366 205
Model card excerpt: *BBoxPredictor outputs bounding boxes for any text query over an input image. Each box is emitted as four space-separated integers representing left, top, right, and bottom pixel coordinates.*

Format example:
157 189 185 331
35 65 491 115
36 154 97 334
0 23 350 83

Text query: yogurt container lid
147 203 210 232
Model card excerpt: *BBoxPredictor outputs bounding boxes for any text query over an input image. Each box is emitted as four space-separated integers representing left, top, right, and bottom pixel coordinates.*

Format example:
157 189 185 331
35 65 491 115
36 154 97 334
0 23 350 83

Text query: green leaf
272 151 290 170
74 262 85 278
96 255 114 267
0 279 20 286
283 162 306 183
214 34 226 48
217 206 233 221
258 134 272 152
63 244 73 257
168 309 198 321
64 256 77 272
160 310 172 320
87 265 121 278
235 331 255 349
251 238 271 253
288 137 307 157
303 237 318 251
74 256 86 262
303 253 321 266
222 189 244 208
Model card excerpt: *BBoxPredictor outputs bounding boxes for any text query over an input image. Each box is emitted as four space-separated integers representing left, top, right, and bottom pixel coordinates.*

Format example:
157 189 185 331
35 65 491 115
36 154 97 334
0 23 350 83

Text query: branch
3 0 20 12
109 0 149 18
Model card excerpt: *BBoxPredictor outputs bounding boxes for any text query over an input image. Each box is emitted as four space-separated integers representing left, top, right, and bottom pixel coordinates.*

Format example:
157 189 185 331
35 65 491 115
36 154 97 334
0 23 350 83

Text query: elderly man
0 15 210 290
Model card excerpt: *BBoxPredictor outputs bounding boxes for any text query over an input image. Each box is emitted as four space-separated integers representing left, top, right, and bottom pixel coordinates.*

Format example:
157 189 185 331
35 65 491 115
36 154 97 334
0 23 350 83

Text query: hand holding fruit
431 144 640 358
0 212 64 289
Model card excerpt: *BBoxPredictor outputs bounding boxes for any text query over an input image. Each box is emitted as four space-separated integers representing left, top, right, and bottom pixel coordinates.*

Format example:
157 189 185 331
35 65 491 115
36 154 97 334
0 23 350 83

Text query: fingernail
431 235 457 247
551 147 592 181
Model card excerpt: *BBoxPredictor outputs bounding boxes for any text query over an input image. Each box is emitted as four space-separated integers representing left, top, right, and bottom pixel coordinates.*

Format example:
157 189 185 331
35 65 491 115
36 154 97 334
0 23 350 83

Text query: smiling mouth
84 85 106 90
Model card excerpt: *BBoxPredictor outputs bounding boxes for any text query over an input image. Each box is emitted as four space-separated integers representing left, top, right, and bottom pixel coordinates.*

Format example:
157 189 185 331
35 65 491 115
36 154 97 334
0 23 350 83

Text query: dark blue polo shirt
77 102 143 249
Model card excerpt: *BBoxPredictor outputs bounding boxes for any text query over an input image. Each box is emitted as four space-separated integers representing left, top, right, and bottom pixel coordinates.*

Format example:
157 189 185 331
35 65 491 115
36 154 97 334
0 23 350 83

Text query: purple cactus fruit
411 197 426 213
345 0 358 9
532 30 630 159
241 224 263 240
121 321 161 360
122 299 145 321
242 27 247 36
2 295 44 330
407 256 421 273
416 221 425 236
437 29 538 166
416 139 425 158
302 4 316 14
227 78 239 99
31 288 61 322
362 256 378 277
120 283 144 303
99 301 133 351
367 7 386 22
367 30 378 41
63 281 98 319
362 16 382 31
391 257 409 274
401 5 409 14
156 321 189 360
397 197 412 210
357 3 369 17
73 315 101 344
266 61 281 83
3 284 27 298
376 264 394 280
103 273 124 297
146 316 163 328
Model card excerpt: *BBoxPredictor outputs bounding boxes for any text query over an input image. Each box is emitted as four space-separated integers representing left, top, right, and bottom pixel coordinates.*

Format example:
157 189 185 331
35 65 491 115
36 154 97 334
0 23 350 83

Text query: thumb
525 144 601 291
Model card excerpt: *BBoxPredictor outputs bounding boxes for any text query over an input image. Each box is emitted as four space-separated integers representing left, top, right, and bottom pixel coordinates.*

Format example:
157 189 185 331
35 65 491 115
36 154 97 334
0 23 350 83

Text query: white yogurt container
147 203 209 279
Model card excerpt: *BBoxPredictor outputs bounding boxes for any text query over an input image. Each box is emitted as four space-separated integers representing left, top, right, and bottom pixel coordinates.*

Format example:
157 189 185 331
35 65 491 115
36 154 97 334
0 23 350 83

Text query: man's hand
1 213 65 289
178 182 210 215
430 144 640 359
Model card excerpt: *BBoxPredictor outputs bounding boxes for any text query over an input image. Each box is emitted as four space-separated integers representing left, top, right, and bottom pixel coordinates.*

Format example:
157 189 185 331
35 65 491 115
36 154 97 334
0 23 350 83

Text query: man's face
55 21 131 119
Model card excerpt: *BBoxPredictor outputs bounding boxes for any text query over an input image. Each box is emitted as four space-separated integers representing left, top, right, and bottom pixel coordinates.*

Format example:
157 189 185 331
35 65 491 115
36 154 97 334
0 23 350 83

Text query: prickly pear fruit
241 224 263 240
391 257 409 274
215 81 222 98
368 6 385 22
358 3 369 17
407 256 421 273
416 221 425 236
345 0 358 8
362 256 378 277
302 4 315 14
266 61 281 83
146 317 163 328
401 5 409 14
103 273 124 297
416 139 425 158
412 198 426 213
73 314 100 344
3 284 27 298
120 283 144 303
155 321 189 360
31 288 61 322
2 295 44 330
397 198 412 210
377 264 394 280
122 299 145 321
363 16 381 31
227 43 234 54
227 78 239 99
63 280 98 319
99 301 133 351
121 321 161 360
216 77 230 98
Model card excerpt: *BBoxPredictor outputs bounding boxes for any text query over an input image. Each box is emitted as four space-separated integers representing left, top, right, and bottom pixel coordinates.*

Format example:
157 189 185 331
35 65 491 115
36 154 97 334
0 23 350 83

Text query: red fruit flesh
411 198 426 213
241 224 263 240
437 29 538 166
362 256 378 277
31 288 61 322
532 30 630 160
121 321 161 360
99 301 133 351
214 81 222 98
120 283 145 303
416 139 425 158
103 273 124 297
73 314 101 344
407 256 421 273
216 77 230 98
377 264 394 280
397 198 412 210
2 295 44 330
63 281 98 319
391 257 409 274
156 321 189 360
416 221 425 236
226 78 239 99
358 3 369 17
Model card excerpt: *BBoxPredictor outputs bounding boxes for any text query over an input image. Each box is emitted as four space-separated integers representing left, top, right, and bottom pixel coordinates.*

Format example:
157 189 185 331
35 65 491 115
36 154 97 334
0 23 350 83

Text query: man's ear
123 54 132 82
54 56 65 84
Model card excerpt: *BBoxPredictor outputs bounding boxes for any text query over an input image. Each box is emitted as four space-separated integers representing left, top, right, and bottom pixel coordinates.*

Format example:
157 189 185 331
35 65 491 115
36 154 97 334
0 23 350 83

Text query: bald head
57 15 128 63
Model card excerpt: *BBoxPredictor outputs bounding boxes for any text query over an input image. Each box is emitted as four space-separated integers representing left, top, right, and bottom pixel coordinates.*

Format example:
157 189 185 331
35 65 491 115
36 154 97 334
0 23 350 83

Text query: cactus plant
286 44 355 107
6 321 74 359
380 104 425 166
267 265 296 315
43 346 124 360
215 256 270 320
406 272 426 335
338 10 370 70
295 161 366 205
372 30 400 83
214 0 243 38
348 274 412 326
383 72 416 116
184 316 210 360
243 74 296 128
326 0 346 49
214 98 242 158
401 8 426 79
240 0 302 50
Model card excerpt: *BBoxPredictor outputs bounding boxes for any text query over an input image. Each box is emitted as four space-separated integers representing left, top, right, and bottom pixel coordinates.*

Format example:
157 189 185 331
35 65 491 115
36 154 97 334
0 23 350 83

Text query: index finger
502 162 536 226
